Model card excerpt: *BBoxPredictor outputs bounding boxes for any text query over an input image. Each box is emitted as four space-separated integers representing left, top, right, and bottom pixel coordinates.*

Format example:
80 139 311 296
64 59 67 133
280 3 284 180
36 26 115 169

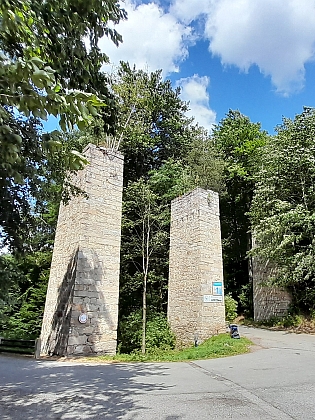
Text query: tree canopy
251 107 315 313
0 0 127 250
212 110 268 306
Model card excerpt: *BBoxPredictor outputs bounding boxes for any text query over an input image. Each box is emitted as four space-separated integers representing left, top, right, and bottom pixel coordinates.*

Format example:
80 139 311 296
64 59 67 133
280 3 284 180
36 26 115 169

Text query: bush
145 313 176 350
239 283 253 317
225 294 238 323
282 314 303 328
118 310 175 353
256 313 303 328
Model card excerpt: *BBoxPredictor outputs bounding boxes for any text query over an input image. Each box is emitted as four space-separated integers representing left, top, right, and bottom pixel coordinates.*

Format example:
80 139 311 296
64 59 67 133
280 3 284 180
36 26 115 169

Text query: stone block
68 335 87 346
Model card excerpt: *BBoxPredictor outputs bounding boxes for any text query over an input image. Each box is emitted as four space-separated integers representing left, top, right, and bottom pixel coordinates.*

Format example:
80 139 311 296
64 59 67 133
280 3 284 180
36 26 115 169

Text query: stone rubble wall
40 144 123 356
168 188 226 347
253 258 291 321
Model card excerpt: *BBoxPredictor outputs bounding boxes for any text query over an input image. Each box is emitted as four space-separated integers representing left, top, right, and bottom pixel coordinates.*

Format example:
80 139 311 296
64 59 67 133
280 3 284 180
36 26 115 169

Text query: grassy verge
89 333 252 363
242 315 315 333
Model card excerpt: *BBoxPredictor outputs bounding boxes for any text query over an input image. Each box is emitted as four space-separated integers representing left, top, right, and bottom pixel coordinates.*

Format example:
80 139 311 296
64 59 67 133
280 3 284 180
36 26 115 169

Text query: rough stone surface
40 145 123 356
253 258 291 321
167 188 226 347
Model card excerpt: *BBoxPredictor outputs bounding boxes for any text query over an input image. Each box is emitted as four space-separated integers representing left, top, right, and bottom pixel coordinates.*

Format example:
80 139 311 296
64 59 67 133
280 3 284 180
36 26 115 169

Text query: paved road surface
1 326 315 419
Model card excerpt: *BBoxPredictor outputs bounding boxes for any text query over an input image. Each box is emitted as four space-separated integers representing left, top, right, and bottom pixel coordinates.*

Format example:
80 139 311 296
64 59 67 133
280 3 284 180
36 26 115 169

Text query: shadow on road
0 355 172 419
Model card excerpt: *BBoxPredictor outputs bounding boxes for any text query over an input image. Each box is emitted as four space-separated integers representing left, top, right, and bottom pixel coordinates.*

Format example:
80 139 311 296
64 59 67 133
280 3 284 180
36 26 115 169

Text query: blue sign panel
212 282 223 296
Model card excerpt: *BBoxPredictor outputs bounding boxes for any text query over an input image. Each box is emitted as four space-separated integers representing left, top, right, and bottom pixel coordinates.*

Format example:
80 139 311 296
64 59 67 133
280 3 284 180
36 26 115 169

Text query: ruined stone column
168 188 225 347
253 258 291 322
40 144 124 356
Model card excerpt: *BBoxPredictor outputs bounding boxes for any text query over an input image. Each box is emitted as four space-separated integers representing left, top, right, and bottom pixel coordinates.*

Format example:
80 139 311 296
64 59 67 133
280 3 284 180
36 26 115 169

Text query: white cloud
170 0 213 24
176 75 216 132
204 0 315 94
99 1 216 130
100 0 315 95
169 0 315 94
100 0 193 76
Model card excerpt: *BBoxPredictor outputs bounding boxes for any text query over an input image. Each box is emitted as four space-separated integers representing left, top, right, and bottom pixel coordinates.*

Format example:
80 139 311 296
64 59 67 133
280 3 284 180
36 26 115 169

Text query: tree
250 107 315 314
0 122 93 251
186 129 225 192
112 63 194 182
0 0 127 163
0 0 127 250
0 0 127 130
212 110 267 310
114 64 225 351
122 179 168 353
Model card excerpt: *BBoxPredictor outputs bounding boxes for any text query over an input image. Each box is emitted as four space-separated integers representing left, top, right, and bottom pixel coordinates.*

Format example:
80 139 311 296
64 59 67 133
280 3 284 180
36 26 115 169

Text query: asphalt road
1 326 315 419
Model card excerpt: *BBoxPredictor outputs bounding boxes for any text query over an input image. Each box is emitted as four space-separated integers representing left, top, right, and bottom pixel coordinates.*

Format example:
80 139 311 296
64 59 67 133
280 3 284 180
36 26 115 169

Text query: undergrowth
90 333 251 363
243 314 304 329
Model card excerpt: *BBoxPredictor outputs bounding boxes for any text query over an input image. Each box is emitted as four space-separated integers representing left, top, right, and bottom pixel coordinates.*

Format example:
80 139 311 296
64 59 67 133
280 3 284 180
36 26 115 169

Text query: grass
242 314 315 333
88 333 252 363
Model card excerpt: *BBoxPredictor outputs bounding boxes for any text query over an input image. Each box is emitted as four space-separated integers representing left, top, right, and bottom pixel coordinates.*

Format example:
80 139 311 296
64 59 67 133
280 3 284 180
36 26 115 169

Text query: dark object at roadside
229 324 240 339
0 337 41 358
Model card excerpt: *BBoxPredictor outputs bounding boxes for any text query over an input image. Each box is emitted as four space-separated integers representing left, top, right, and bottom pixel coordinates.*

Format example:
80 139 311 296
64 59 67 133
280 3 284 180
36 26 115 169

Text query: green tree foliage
186 131 225 192
0 251 51 338
224 294 238 323
0 125 91 251
122 178 168 353
115 64 225 350
118 310 175 354
213 110 267 309
0 0 127 249
113 63 194 181
0 0 127 132
115 65 192 325
119 165 190 345
250 107 315 314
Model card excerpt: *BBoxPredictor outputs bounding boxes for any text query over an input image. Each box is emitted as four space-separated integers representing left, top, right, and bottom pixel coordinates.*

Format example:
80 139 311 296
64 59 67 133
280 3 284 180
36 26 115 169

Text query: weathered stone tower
253 258 291 321
168 188 226 347
40 144 123 356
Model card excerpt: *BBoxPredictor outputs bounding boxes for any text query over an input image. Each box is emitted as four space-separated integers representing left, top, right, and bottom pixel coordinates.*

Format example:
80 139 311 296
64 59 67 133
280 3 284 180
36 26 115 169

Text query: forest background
1 0 315 353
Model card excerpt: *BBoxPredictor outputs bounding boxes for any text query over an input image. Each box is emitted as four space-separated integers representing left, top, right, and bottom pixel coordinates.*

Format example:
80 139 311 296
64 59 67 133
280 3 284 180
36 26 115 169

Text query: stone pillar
40 144 124 356
253 258 291 321
168 188 226 347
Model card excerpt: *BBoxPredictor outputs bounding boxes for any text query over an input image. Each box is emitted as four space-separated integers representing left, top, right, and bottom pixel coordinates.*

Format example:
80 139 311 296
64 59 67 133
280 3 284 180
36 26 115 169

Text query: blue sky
97 0 315 135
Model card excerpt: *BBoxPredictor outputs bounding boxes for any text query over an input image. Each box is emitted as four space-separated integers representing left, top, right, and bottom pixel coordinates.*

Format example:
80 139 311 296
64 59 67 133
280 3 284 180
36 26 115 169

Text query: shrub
257 313 303 328
118 310 175 353
225 294 238 323
238 283 253 317
282 314 303 328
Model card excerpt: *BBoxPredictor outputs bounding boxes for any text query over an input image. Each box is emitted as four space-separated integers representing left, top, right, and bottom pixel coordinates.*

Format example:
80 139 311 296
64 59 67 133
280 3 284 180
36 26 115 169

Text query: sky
97 0 315 135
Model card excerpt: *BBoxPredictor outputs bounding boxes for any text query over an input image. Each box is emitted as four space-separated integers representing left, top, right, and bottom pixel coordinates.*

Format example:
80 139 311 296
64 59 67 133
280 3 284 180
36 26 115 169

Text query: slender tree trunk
141 206 150 354
141 271 147 354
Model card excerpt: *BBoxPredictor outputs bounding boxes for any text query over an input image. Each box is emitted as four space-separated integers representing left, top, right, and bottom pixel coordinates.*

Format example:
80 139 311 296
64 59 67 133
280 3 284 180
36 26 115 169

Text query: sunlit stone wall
168 188 226 347
40 144 124 356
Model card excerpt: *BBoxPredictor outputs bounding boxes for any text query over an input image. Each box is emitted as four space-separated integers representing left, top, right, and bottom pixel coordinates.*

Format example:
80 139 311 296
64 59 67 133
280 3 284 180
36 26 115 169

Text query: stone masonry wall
40 144 124 356
168 188 226 347
253 258 291 322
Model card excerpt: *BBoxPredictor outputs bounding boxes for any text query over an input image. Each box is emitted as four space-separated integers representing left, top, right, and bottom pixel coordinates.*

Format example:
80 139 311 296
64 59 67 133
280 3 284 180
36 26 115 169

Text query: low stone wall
168 188 226 347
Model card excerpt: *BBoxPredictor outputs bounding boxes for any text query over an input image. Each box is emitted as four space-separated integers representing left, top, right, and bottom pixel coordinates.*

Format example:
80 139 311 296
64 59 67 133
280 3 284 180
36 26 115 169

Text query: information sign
212 281 223 296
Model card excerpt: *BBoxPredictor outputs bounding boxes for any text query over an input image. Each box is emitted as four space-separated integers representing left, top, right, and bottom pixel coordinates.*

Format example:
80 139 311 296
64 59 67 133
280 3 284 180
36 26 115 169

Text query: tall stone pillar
40 144 124 356
168 188 225 347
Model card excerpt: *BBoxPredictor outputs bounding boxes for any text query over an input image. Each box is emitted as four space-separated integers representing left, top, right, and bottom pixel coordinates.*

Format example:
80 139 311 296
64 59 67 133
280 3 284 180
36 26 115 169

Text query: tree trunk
141 271 147 354
141 207 150 354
